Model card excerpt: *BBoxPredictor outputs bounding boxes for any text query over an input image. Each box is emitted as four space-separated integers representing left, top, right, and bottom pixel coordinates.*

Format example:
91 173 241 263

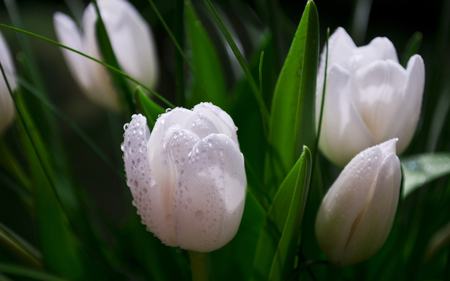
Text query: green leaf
14 91 85 279
266 0 319 194
252 146 312 281
185 0 228 109
401 32 422 68
134 86 166 129
0 263 68 281
401 153 450 198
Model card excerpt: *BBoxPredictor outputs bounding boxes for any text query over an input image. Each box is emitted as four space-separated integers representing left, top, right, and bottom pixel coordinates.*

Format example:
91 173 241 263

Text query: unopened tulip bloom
0 31 16 135
315 139 401 267
54 0 159 111
122 103 246 252
316 27 425 167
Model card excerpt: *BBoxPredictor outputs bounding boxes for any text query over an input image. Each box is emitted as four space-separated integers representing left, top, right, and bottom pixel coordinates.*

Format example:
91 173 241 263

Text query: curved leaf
252 146 312 281
401 153 450 198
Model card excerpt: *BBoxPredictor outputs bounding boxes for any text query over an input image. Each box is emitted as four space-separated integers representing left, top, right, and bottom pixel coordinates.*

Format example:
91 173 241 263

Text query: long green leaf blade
12 89 85 278
252 146 312 281
266 0 319 193
0 263 68 281
185 0 227 109
401 153 450 198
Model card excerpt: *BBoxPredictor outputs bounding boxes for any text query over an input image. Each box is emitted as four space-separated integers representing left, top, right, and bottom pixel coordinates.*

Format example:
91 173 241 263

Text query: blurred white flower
316 27 425 167
0 31 16 135
54 0 159 111
121 103 246 252
315 139 401 267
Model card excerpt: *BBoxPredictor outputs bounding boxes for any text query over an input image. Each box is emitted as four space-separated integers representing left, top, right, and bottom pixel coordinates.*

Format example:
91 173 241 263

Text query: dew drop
195 210 205 221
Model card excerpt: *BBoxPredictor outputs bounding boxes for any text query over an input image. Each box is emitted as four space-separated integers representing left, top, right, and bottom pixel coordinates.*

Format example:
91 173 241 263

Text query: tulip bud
0 31 16 135
316 27 425 167
315 139 401 267
121 103 247 252
53 0 159 111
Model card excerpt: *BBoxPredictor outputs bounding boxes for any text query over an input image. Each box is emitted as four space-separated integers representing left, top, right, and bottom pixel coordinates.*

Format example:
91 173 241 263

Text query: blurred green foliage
0 0 449 280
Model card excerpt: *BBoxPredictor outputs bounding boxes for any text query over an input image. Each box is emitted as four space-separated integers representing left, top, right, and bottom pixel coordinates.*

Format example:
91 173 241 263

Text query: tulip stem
188 251 209 281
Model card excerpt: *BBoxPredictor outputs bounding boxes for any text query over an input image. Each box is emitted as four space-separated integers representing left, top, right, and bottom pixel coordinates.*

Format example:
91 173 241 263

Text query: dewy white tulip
54 0 159 111
121 103 247 252
315 139 401 267
0 31 16 135
316 27 425 167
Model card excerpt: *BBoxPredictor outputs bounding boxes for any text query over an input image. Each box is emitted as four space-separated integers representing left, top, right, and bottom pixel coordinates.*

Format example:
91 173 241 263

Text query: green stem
189 251 209 281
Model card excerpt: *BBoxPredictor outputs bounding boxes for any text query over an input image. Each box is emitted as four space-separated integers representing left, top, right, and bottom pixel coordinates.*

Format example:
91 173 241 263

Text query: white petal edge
98 0 159 90
0 31 15 135
122 114 176 247
353 37 399 65
319 64 374 167
173 134 246 252
193 102 239 146
81 3 121 111
316 27 356 124
390 55 425 154
53 12 90 92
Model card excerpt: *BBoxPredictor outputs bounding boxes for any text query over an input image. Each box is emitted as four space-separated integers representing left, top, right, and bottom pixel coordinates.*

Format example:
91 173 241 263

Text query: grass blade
0 23 173 108
202 0 270 130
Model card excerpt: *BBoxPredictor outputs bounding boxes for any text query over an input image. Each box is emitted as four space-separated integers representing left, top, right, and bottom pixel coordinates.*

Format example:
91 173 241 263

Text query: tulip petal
317 27 356 122
81 3 120 110
122 114 176 246
340 141 401 266
353 59 407 143
0 32 15 135
53 12 90 92
148 108 196 191
319 64 374 167
351 37 399 67
389 55 425 154
193 103 239 145
173 134 246 252
147 108 197 225
315 142 386 264
98 0 159 89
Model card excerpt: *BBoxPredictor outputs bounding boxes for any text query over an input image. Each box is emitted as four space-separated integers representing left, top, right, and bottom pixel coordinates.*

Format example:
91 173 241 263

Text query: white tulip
0 31 16 135
121 103 247 252
54 0 159 111
316 27 425 167
315 139 401 267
